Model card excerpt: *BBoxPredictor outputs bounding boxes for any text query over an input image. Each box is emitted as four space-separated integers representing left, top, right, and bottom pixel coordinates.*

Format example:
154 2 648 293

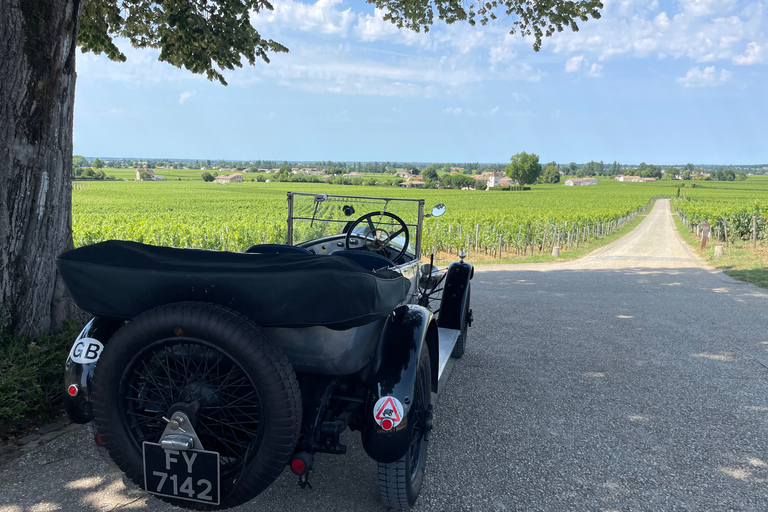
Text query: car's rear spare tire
92 302 301 510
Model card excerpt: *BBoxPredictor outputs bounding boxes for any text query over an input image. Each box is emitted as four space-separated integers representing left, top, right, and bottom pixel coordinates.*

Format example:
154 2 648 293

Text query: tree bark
0 0 84 335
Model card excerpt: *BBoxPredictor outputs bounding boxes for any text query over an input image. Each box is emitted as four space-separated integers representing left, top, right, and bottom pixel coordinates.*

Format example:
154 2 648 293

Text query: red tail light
289 452 314 475
291 459 306 474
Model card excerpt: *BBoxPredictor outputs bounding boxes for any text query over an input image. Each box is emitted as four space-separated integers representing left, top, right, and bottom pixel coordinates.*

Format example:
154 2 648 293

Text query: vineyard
672 178 768 248
73 180 680 259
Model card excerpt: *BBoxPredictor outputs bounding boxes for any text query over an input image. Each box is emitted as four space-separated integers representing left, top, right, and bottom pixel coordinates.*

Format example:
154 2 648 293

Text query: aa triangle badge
373 396 404 431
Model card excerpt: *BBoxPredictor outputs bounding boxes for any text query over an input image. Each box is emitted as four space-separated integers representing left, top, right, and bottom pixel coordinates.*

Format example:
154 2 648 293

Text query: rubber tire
87 421 113 463
92 302 301 510
378 348 431 509
450 285 471 358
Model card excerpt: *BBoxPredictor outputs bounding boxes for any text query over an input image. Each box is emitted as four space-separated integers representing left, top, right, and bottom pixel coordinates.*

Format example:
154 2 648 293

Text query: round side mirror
431 204 446 217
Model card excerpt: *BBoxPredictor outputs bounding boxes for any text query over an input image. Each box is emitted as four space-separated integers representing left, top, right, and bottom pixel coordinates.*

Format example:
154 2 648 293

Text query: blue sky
73 0 768 165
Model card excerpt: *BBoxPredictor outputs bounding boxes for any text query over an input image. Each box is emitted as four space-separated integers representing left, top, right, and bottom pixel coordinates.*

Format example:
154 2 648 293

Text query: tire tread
92 302 301 510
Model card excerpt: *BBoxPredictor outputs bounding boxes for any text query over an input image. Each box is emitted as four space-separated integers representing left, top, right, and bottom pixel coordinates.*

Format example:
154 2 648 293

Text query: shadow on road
2 264 768 511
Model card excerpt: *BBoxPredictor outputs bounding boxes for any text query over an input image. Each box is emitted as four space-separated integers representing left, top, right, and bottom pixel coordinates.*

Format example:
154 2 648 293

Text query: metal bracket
158 412 203 451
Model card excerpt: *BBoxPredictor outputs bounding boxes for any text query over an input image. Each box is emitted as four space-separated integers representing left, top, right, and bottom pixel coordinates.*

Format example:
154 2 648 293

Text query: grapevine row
72 181 665 257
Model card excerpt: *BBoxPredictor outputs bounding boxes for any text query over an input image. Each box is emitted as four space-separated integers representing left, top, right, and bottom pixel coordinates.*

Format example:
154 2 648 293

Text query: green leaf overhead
78 0 289 85
77 0 603 85
366 0 603 50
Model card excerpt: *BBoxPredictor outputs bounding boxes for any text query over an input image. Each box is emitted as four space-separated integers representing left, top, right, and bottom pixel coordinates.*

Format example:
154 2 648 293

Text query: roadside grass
673 215 768 288
0 319 83 440
433 207 652 266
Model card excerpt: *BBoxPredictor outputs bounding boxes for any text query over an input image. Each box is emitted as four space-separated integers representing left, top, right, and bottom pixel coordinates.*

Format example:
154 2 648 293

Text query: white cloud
78 45 197 84
677 66 732 87
565 55 584 73
493 62 544 83
654 12 670 29
179 91 195 104
353 8 428 46
490 106 500 115
354 8 402 41
564 55 603 77
678 0 738 18
734 42 764 65
259 0 355 36
75 0 763 102
633 38 657 56
443 107 462 115
546 0 766 65
437 27 486 55
252 44 484 98
489 44 517 65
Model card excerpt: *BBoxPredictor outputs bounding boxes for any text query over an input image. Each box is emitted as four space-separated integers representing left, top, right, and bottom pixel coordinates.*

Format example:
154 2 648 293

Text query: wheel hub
423 404 433 441
167 401 201 428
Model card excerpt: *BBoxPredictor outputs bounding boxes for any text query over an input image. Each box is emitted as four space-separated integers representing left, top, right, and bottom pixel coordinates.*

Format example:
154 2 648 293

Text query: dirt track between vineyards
2 198 768 512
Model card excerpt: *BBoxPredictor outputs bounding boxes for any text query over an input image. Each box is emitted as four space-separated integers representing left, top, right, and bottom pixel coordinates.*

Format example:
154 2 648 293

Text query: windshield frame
286 192 426 259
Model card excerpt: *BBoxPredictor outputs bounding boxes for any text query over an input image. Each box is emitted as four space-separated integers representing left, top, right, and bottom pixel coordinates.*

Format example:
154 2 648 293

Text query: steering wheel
344 211 410 264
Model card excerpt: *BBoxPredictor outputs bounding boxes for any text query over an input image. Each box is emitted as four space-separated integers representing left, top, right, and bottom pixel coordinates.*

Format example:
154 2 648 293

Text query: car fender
437 260 473 331
63 317 123 424
361 304 438 464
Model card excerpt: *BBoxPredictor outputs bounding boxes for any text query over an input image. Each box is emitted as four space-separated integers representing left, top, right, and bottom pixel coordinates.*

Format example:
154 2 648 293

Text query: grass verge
0 319 83 440
433 208 652 266
673 215 768 288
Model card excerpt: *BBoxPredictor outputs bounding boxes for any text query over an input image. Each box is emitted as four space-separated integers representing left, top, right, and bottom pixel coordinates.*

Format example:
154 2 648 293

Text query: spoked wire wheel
122 339 265 474
93 302 301 510
378 348 432 509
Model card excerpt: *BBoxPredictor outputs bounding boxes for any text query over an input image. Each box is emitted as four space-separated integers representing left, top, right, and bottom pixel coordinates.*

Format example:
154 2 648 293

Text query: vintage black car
58 192 473 510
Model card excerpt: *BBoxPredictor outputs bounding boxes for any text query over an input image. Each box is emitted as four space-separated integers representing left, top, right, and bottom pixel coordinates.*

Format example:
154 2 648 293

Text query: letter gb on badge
373 396 404 431
68 337 105 364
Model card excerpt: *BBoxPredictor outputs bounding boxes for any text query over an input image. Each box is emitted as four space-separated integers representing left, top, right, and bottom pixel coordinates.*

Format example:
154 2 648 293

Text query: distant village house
564 178 598 186
615 175 656 183
214 173 244 184
471 170 513 189
398 176 424 188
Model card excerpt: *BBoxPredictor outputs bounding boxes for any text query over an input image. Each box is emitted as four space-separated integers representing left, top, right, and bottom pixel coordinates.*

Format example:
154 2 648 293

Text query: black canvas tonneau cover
57 240 411 328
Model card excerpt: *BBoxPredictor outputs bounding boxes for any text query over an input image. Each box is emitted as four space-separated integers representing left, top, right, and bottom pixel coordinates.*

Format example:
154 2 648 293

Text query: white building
214 173 244 184
564 178 598 186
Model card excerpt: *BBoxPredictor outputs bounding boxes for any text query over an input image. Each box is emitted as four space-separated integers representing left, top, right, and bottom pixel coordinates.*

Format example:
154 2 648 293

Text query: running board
437 327 460 386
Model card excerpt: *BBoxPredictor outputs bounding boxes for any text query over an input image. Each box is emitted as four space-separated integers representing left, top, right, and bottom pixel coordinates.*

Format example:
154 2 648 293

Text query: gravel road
2 198 768 512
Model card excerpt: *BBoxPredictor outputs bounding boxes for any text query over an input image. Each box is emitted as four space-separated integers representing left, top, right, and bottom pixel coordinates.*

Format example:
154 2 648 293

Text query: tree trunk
0 0 84 336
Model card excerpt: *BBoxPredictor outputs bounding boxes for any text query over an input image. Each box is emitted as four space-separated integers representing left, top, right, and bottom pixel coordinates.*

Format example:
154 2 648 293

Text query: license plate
143 442 220 505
